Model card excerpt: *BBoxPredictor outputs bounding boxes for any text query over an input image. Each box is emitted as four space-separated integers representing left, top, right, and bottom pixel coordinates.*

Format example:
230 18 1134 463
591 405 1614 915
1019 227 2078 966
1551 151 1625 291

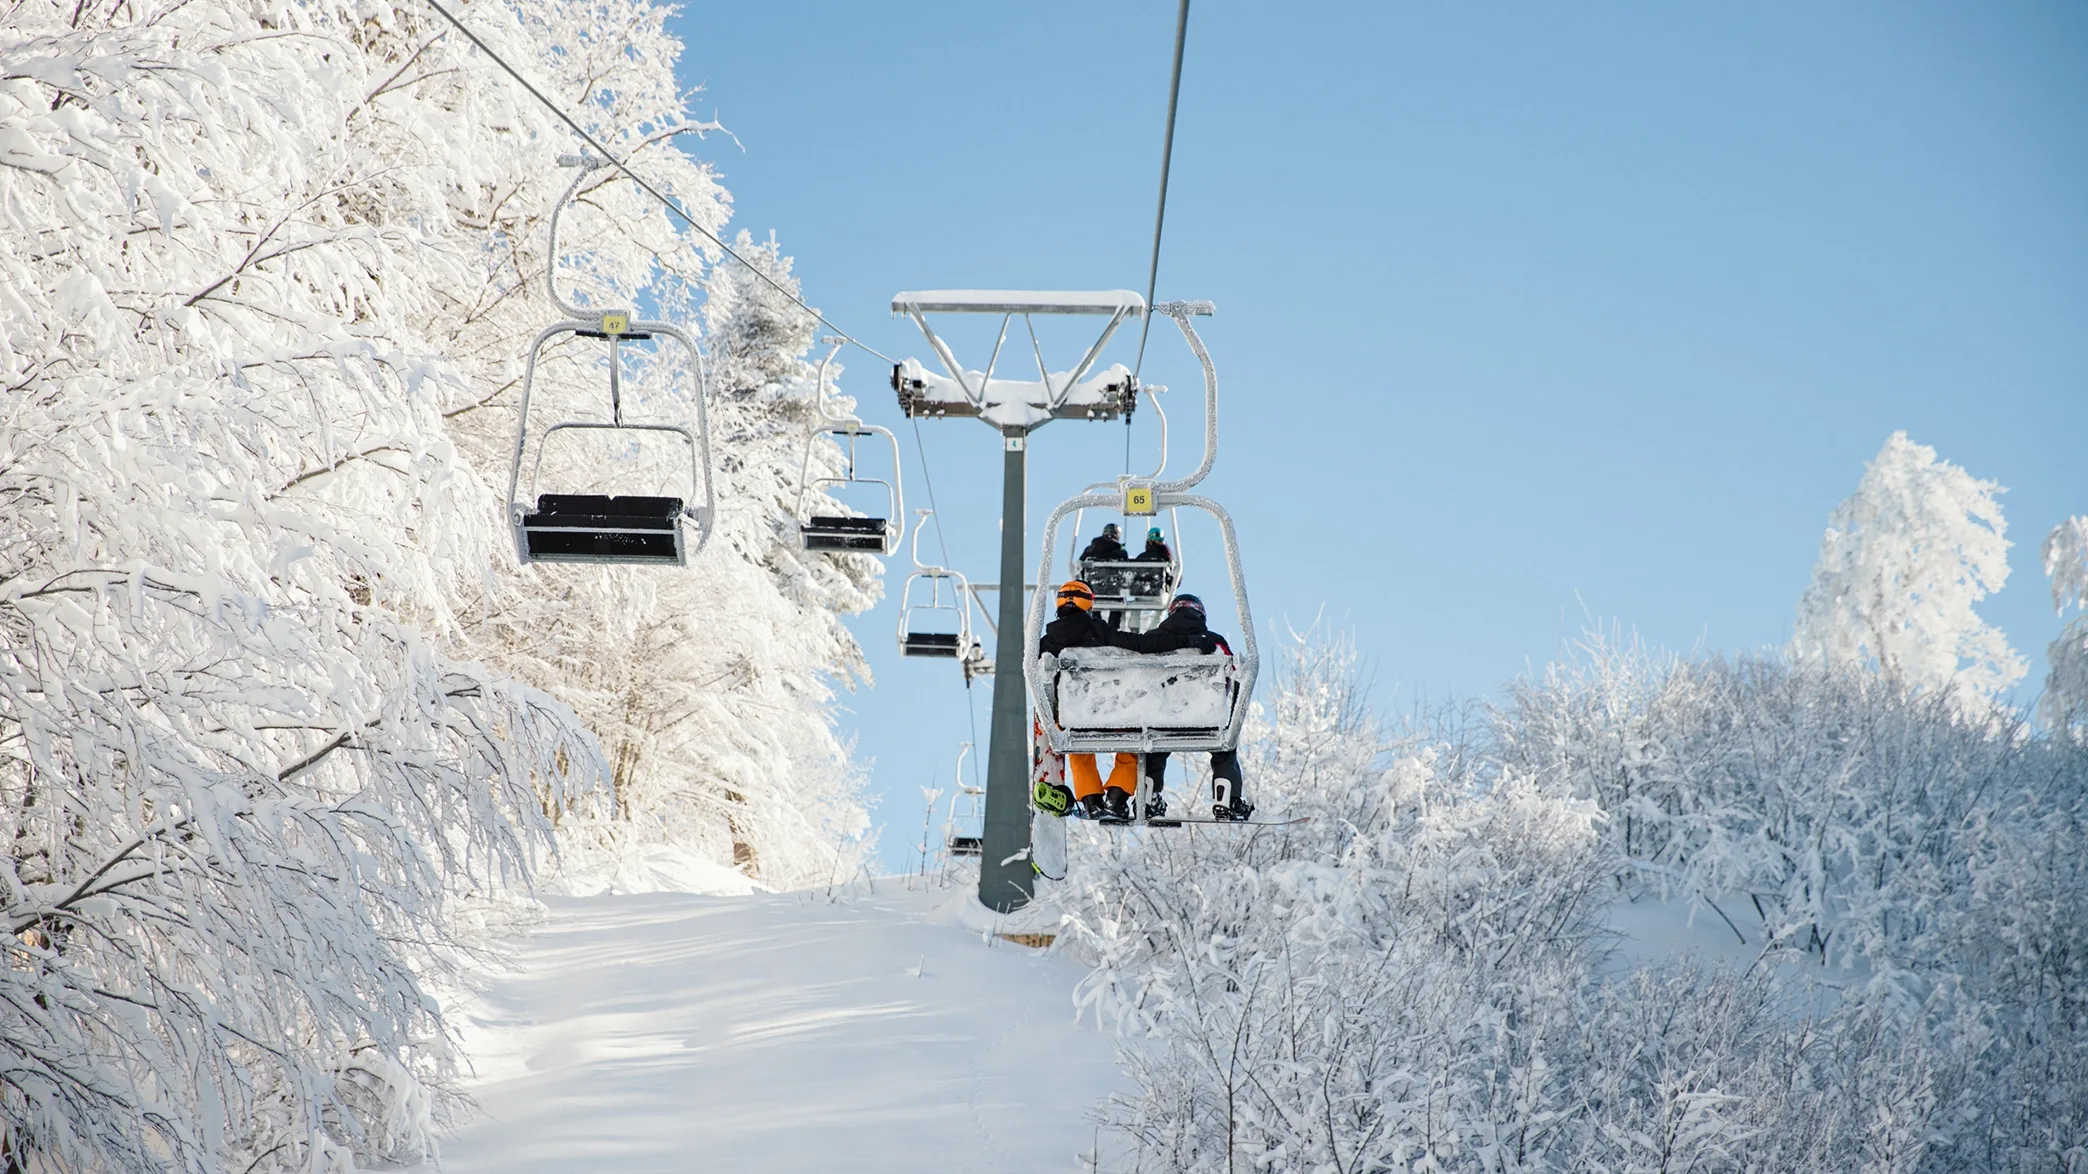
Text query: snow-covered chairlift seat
1079 559 1176 611
1040 646 1243 753
521 494 686 565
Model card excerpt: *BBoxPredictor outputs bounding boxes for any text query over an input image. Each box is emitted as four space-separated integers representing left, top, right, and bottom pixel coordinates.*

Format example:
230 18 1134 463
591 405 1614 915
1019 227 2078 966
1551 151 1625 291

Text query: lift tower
892 291 1142 911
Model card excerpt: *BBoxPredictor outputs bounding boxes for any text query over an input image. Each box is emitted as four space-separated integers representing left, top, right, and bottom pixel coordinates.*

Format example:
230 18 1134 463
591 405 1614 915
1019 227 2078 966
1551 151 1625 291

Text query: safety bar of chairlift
1068 492 1185 585
506 318 716 561
1025 489 1258 755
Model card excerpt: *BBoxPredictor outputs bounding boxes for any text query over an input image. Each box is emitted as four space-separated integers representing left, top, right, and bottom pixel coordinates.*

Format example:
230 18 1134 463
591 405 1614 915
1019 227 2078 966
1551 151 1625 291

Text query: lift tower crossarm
891 291 1143 431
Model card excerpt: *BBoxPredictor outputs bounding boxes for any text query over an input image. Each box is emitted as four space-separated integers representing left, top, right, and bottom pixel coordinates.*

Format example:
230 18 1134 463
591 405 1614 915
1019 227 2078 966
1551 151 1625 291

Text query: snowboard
1136 815 1308 828
1030 807 1069 880
1028 717 1069 881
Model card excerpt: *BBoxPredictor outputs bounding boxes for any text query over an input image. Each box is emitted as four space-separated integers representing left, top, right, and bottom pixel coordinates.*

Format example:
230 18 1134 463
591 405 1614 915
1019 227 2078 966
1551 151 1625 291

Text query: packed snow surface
428 886 1121 1172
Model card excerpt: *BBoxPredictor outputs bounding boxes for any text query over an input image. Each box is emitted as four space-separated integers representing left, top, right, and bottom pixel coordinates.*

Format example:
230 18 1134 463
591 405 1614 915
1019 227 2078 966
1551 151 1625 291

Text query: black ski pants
1142 749 1244 798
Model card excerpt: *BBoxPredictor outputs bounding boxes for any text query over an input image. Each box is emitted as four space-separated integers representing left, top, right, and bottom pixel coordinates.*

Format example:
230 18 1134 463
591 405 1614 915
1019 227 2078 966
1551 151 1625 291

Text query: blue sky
665 3 2087 869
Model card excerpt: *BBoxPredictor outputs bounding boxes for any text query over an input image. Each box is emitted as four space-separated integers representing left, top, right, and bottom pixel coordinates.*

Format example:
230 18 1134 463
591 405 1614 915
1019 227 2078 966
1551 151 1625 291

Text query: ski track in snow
425 887 1121 1172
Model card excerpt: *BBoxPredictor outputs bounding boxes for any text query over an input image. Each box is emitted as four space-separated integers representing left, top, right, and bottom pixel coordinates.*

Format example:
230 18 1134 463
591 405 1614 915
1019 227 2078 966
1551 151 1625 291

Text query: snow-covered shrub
1058 630 2088 1171
1792 431 2025 714
1499 637 2088 1171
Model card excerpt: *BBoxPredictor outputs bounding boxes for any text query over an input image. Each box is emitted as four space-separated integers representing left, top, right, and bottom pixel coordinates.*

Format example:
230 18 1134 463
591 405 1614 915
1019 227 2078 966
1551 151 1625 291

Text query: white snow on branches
0 0 878 1167
1049 629 2088 1172
2042 515 2088 736
1792 431 2025 713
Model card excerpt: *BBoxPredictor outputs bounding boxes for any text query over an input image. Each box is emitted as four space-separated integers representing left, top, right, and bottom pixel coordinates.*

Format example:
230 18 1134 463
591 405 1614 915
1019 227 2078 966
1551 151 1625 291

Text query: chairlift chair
1026 302 1259 758
796 340 903 554
508 156 715 566
896 511 974 659
1069 500 1185 630
944 743 984 857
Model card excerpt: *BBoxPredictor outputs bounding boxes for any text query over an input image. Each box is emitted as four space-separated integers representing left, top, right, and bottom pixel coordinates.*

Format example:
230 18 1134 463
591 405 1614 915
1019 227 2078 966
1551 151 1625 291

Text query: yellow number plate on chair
1124 486 1155 515
600 312 629 335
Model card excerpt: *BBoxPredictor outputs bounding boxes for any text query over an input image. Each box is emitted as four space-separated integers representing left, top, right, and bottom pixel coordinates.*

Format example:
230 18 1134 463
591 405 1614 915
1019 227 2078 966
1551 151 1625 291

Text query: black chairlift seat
521 494 686 565
947 833 983 857
902 632 964 658
802 514 891 552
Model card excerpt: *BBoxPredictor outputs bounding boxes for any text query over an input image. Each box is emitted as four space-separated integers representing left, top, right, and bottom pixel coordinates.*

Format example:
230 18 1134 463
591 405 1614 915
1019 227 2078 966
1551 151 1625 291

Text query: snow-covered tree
443 218 883 891
1792 431 2025 714
0 0 633 1165
0 0 881 1164
2042 515 2088 736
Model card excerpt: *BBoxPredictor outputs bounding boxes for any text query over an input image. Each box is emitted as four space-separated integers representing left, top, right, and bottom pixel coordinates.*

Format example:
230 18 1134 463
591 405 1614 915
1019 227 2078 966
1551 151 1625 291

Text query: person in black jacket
1077 523 1132 629
1114 592 1255 821
1078 523 1128 564
1036 580 1139 818
1134 527 1173 564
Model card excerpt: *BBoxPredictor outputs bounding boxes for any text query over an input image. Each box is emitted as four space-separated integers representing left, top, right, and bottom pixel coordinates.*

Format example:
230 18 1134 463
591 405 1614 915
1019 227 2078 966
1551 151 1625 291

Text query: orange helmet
1056 580 1095 611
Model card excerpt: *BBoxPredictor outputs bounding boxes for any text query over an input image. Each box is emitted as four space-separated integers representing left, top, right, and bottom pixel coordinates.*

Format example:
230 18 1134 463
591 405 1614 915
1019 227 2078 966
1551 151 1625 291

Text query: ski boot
1140 789 1167 821
1033 778 1073 818
1212 779 1255 822
1075 792 1110 820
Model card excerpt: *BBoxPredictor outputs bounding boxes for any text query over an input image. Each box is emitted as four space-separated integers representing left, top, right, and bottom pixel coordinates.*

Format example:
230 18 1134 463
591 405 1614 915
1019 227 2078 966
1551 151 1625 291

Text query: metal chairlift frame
507 155 716 566
1025 303 1259 756
796 339 904 554
889 290 1143 427
896 510 975 659
943 742 984 857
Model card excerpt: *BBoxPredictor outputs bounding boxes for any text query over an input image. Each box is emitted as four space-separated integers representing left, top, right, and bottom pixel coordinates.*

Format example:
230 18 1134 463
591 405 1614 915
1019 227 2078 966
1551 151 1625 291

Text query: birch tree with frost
1792 431 2024 714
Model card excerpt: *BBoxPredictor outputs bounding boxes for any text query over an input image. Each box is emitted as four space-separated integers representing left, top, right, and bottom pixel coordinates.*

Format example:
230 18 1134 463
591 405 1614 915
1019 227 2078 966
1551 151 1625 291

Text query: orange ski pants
1068 752 1138 800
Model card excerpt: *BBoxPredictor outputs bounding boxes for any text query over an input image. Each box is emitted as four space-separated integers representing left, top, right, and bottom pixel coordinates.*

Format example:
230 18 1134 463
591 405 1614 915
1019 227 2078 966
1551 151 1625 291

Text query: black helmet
1101 522 1120 539
1168 593 1204 616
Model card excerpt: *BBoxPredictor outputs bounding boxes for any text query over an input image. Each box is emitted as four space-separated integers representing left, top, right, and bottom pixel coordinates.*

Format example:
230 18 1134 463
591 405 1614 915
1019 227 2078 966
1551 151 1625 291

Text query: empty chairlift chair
507 157 714 567
897 511 974 658
796 340 903 555
944 743 984 857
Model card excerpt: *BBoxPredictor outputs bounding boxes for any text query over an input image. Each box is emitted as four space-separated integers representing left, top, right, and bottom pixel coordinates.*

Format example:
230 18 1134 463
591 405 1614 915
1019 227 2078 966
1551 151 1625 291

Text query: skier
1035 579 1141 820
1078 522 1128 563
1114 593 1255 821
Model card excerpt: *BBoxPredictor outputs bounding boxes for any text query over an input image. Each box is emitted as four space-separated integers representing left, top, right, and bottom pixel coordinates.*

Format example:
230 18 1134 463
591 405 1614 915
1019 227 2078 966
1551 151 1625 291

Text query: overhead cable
423 0 895 365
1131 0 1191 378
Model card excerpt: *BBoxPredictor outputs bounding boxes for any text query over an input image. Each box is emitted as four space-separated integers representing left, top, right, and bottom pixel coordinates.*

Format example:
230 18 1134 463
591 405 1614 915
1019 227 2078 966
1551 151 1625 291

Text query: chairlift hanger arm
1146 304 1218 495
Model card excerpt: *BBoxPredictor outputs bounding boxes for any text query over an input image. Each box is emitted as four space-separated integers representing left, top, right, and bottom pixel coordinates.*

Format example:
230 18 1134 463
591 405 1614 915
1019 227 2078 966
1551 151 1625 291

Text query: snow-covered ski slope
428 885 1121 1172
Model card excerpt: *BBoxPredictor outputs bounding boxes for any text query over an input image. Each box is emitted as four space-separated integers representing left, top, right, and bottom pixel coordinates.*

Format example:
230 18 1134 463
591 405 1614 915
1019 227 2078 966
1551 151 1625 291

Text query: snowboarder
1078 522 1128 564
1036 579 1141 819
1114 592 1255 821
